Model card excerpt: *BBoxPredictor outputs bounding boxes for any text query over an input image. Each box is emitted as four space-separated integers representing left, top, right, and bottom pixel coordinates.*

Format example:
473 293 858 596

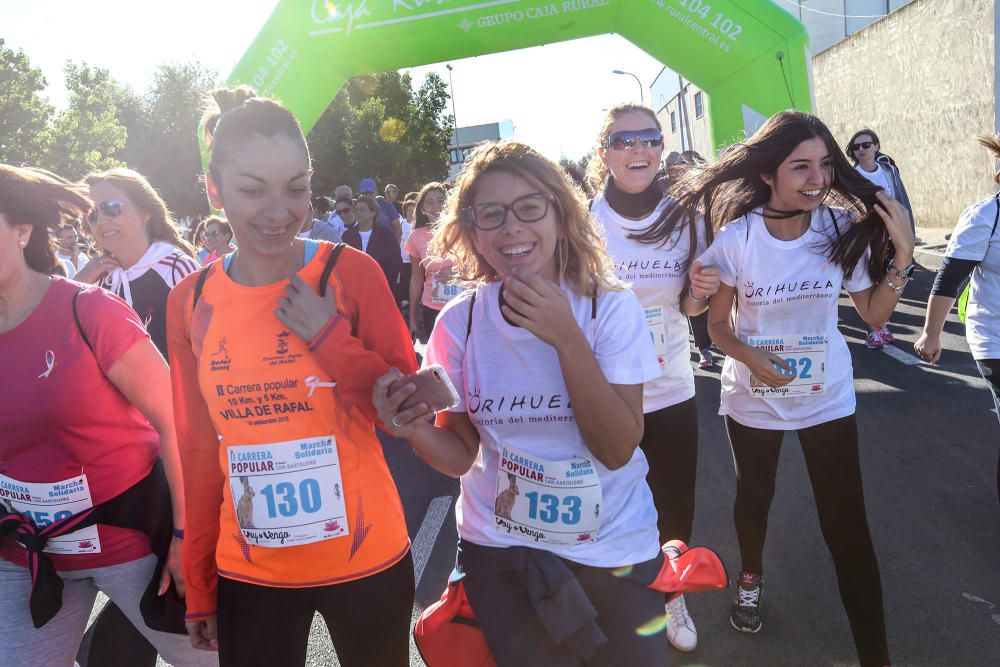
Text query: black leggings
689 312 712 351
216 552 414 667
639 398 698 544
974 358 1000 504
726 415 888 667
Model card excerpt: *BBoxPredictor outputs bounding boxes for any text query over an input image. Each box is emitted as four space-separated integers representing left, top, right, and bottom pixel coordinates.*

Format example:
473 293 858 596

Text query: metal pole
446 64 458 161
677 75 693 154
613 69 644 105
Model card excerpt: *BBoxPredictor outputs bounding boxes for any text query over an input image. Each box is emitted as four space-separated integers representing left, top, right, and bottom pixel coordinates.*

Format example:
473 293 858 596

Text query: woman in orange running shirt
167 87 417 667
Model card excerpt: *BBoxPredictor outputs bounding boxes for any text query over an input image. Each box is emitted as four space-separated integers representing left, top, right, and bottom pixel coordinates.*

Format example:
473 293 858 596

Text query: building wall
813 0 995 228
656 83 713 160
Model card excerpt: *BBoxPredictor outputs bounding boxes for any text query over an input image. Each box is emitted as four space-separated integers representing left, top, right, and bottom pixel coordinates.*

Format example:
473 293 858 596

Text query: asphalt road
97 265 999 666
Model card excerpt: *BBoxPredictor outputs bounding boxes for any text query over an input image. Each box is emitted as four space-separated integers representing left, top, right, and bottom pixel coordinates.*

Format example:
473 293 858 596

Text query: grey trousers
0 553 217 667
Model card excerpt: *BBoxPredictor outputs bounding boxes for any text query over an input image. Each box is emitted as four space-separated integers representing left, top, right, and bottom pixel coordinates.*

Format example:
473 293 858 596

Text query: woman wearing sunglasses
664 111 911 666
201 217 235 265
168 87 417 666
846 128 915 350
344 194 403 288
583 104 720 653
0 165 214 667
75 169 199 358
374 141 666 667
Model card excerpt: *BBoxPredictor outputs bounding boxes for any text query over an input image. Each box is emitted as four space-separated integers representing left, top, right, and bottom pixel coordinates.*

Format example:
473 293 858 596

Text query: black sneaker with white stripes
730 570 764 633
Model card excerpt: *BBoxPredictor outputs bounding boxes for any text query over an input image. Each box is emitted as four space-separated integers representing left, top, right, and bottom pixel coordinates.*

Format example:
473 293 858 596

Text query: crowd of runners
2 86 999 667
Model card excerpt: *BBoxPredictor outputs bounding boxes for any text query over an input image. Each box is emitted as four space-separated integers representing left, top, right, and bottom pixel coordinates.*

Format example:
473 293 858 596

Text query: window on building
670 111 677 134
694 92 704 119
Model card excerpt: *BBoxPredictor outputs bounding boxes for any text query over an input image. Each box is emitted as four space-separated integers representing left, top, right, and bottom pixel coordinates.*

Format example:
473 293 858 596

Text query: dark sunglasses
335 207 353 215
606 128 664 150
851 141 875 151
204 230 228 238
465 193 551 231
87 200 124 224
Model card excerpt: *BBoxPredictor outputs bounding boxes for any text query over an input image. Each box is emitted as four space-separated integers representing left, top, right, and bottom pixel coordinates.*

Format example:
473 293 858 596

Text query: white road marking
880 344 923 366
412 496 453 587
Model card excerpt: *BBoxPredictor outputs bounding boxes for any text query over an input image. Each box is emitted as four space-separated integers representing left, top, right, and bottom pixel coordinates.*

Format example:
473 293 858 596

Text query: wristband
688 287 710 303
172 528 184 539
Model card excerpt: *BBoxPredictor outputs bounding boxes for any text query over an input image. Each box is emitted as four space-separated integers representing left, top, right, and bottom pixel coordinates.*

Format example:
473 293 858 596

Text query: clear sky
0 0 665 161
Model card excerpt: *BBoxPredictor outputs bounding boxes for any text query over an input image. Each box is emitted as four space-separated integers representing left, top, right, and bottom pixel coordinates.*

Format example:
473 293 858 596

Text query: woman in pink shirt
0 165 213 667
404 183 455 341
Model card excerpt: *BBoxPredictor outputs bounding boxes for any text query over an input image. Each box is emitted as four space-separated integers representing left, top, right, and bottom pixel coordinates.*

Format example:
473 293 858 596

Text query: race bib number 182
748 333 828 398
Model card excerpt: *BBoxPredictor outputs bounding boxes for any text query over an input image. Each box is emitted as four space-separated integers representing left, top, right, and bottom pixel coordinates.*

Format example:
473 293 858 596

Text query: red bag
413 579 496 667
648 540 728 602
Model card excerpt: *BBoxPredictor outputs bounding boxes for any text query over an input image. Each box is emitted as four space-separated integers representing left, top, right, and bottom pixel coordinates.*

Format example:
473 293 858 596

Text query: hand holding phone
388 365 460 415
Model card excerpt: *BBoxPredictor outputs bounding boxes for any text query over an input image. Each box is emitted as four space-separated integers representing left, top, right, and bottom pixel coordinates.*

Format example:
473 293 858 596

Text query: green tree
0 38 53 165
308 70 452 195
119 61 218 217
43 63 126 179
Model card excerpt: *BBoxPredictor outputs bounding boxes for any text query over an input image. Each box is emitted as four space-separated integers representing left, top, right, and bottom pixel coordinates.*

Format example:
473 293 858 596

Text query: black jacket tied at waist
0 459 186 633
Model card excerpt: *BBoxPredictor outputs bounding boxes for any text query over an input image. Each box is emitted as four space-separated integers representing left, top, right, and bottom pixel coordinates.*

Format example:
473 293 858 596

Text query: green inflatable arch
225 0 811 151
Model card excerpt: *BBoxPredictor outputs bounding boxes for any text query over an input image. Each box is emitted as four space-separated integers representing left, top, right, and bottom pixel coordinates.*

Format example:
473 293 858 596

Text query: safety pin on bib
304 375 337 398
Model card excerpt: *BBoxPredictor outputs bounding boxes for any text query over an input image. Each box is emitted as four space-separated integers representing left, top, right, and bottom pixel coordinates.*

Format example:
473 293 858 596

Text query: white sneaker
665 594 697 651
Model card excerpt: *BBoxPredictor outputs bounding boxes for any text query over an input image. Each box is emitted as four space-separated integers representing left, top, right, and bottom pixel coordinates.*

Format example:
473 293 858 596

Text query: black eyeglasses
87 200 124 224
465 193 552 231
606 128 664 150
851 141 875 151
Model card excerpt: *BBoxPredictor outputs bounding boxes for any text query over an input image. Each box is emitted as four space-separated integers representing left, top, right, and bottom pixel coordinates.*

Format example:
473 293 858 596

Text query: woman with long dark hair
585 103 720 652
654 110 912 666
916 134 1000 505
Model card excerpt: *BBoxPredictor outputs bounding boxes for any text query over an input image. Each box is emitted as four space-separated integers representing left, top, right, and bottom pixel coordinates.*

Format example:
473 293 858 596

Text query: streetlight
612 69 644 105
446 64 459 163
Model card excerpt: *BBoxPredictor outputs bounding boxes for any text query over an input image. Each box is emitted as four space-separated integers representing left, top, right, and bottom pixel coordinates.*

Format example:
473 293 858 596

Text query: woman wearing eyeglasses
201 217 235 265
583 104 720 653
846 128 915 350
374 141 666 667
74 169 199 357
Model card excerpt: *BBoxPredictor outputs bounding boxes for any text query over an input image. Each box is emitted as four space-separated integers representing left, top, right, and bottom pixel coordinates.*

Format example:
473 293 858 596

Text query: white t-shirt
945 195 1000 360
697 206 873 430
425 282 662 567
855 163 894 198
56 252 88 278
400 218 412 264
359 229 373 253
592 194 707 412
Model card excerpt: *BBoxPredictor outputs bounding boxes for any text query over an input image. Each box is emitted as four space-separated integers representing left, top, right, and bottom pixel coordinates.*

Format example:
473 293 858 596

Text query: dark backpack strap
465 291 477 340
319 243 346 297
991 193 1000 237
72 289 94 354
191 265 212 309
591 294 597 320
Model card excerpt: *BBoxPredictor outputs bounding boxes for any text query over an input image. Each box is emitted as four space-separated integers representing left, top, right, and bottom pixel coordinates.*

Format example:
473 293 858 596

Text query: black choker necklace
604 175 666 219
498 283 525 328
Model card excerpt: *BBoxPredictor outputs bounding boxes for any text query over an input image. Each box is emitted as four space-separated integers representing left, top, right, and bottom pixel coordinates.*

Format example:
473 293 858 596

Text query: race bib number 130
227 436 349 548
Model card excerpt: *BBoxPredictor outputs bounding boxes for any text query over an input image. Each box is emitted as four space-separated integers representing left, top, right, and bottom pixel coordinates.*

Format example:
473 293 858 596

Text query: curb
914 244 946 272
